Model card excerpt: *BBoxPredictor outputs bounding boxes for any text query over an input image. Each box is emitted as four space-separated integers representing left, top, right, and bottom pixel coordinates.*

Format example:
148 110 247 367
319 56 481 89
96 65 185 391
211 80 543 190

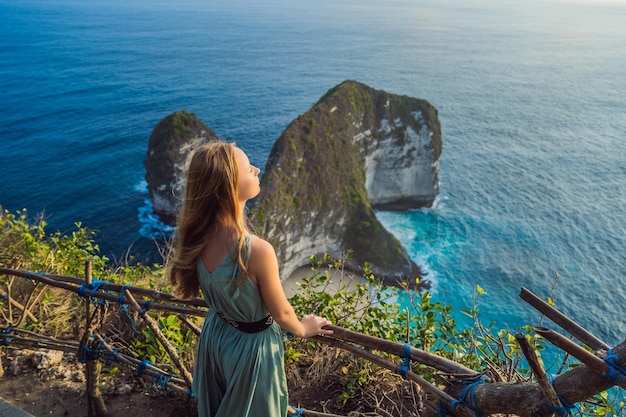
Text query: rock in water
144 110 219 225
248 80 441 284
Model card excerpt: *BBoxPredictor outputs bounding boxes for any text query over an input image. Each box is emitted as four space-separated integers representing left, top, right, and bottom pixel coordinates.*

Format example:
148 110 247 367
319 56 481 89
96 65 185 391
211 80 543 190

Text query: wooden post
84 261 93 416
515 333 563 410
83 260 108 417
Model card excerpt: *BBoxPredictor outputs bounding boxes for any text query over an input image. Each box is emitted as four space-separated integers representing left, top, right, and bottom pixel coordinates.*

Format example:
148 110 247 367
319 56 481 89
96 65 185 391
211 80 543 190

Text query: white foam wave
412 253 439 293
134 179 148 194
137 198 176 239
430 193 448 210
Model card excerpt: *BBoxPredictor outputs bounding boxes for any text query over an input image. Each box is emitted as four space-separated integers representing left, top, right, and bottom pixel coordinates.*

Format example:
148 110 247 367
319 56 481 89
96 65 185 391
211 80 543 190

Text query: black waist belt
215 311 274 333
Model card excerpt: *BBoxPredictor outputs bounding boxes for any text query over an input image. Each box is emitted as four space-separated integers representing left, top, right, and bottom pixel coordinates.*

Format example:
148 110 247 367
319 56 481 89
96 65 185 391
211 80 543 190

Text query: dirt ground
0 362 341 417
0 371 192 417
0 349 193 417
0 349 346 417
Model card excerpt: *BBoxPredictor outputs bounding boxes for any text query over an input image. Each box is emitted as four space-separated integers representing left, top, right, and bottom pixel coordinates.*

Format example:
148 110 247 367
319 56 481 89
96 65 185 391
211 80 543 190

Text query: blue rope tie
77 279 106 298
155 374 172 390
290 407 306 417
116 289 126 305
78 342 88 363
136 359 152 377
188 388 195 398
399 343 412 377
438 399 449 416
105 349 119 365
547 397 576 416
1 326 15 345
139 300 152 316
24 271 46 281
117 286 140 334
76 279 108 304
603 349 626 385
78 338 104 363
547 376 577 415
451 375 488 417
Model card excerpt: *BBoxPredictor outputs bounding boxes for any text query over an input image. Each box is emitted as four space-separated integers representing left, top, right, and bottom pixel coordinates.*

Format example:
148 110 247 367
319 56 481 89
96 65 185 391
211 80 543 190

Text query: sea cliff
144 110 219 225
248 80 441 284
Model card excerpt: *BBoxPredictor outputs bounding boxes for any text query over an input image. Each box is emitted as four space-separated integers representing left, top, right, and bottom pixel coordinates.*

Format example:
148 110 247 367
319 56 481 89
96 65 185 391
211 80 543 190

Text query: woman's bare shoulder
248 234 276 257
247 235 279 283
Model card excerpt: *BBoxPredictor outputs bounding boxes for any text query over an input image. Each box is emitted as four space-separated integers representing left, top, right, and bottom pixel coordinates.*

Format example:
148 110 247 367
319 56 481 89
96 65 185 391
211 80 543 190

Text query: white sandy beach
282 266 367 299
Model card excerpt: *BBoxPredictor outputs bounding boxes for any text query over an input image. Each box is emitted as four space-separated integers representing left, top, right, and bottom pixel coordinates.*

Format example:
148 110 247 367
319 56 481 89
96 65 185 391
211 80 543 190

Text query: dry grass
286 344 425 416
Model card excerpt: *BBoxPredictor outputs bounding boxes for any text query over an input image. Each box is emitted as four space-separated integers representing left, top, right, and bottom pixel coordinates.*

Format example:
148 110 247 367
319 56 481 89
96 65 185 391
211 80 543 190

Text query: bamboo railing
1 268 625 417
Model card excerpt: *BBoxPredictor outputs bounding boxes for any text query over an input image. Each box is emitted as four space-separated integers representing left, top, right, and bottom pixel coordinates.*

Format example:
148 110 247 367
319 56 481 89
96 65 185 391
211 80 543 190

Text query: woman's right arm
248 236 333 338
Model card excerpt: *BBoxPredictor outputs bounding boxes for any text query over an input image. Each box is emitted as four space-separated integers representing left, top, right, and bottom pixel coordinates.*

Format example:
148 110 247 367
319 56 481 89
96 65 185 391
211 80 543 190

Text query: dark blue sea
1 0 625 347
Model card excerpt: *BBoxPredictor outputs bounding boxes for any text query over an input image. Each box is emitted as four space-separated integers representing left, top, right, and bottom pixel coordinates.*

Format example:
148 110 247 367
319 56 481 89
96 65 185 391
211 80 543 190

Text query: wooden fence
1 266 624 417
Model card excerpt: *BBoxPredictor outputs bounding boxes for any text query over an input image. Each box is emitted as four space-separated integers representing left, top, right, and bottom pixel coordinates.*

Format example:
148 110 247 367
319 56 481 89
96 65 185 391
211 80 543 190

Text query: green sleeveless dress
192 236 288 417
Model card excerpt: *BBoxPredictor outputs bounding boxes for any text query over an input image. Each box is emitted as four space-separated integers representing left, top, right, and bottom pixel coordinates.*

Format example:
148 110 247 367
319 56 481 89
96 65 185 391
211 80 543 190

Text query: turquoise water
1 0 625 345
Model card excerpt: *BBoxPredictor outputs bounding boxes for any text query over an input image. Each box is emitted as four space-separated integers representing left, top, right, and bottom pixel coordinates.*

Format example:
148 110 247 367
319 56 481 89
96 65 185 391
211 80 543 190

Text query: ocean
1 0 625 347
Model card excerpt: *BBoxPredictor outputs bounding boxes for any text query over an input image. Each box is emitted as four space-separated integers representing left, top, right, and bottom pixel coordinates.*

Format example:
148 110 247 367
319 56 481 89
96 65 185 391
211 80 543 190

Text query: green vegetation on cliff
145 110 212 178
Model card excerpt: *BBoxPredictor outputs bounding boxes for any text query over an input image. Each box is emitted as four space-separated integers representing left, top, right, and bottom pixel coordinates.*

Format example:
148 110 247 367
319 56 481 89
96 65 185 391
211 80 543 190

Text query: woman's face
234 147 261 203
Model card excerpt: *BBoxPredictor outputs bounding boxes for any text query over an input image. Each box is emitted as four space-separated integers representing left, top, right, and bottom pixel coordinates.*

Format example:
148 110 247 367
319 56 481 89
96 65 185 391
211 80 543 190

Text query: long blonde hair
167 141 249 300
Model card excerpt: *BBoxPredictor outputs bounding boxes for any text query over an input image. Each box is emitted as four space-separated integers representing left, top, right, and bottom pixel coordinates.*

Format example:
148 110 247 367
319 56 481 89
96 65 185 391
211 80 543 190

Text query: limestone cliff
248 80 441 284
144 110 218 225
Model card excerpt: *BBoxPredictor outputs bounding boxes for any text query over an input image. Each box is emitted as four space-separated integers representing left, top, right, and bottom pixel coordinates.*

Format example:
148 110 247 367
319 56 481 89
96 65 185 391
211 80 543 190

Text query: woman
167 141 333 417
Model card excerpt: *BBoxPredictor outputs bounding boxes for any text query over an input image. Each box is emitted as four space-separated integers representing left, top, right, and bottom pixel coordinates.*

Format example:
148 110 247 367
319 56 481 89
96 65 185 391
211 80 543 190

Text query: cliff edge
248 80 441 284
144 110 219 225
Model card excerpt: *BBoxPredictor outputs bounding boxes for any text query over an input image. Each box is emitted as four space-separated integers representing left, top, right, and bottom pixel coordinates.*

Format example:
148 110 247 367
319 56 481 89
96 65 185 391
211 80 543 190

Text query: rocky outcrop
144 110 218 225
248 80 441 284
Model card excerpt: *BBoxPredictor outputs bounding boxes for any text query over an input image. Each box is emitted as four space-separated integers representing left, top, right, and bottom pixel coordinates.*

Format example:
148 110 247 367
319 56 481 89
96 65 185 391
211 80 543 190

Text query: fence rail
1 267 624 417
